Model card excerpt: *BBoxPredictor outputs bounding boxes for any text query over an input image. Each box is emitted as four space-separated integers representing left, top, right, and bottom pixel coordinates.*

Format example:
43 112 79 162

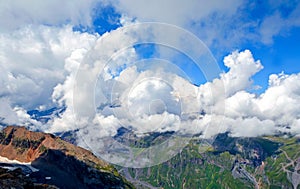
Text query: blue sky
250 27 300 93
76 1 300 93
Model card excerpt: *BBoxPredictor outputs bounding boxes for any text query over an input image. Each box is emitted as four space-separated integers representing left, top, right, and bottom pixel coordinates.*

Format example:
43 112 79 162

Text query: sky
0 0 300 142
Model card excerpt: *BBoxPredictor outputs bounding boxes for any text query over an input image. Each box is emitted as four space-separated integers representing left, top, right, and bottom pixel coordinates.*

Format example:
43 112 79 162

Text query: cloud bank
0 23 299 139
0 1 300 142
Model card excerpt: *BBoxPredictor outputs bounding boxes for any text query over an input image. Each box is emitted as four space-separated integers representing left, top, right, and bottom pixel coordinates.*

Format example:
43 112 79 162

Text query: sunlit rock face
0 126 134 189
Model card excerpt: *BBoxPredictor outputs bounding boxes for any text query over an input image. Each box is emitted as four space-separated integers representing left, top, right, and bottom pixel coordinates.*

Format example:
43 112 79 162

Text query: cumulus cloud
222 50 263 95
1 23 299 140
0 25 97 128
43 22 208 136
193 50 300 138
47 24 139 133
197 49 262 116
58 45 299 140
208 65 300 137
1 27 293 139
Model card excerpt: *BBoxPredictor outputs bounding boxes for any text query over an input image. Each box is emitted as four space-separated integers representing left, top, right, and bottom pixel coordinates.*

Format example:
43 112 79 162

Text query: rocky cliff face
0 126 134 189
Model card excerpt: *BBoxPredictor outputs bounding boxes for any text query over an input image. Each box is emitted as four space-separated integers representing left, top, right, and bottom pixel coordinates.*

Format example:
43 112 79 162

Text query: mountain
0 167 59 189
115 131 300 189
3 125 300 189
0 126 134 189
27 107 66 124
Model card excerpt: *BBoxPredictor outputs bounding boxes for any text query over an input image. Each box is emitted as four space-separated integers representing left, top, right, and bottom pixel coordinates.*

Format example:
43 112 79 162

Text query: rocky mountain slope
0 126 134 189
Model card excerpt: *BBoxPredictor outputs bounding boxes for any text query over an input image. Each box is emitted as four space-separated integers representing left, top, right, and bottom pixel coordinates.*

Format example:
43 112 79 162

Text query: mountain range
1 125 300 189
116 131 300 189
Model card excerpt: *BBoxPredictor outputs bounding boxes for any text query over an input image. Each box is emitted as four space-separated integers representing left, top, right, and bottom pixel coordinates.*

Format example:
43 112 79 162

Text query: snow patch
0 155 39 172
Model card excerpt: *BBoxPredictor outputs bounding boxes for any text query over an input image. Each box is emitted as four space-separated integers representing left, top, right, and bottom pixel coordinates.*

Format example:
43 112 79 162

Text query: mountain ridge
0 126 135 189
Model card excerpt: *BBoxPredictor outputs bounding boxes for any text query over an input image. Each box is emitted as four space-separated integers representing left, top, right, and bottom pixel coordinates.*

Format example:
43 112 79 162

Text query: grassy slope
120 136 300 189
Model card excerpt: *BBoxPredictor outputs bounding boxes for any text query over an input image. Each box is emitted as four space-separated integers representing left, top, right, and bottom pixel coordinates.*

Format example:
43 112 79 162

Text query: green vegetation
38 144 48 154
119 135 300 189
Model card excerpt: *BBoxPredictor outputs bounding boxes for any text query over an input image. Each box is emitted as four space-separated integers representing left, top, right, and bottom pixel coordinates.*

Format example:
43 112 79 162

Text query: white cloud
0 0 299 140
0 0 98 32
49 48 94 133
0 25 98 128
65 48 280 139
1 25 299 140
0 25 97 107
0 98 42 130
222 50 263 96
110 0 241 27
0 98 19 126
47 24 139 133
227 117 276 137
197 50 262 116
224 72 300 137
108 0 247 50
109 0 300 49
257 72 300 126
259 1 300 44
194 50 300 137
79 48 297 138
